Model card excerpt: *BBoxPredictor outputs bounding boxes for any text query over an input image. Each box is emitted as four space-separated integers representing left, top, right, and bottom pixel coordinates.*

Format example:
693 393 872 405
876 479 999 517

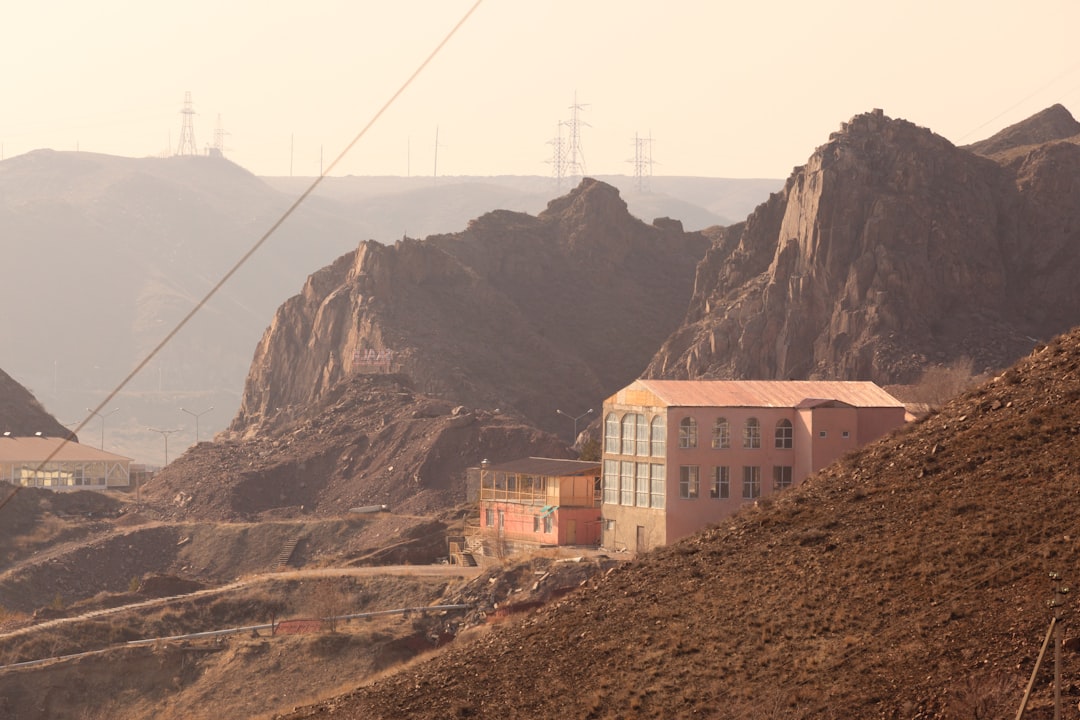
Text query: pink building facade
600 379 906 552
475 457 602 552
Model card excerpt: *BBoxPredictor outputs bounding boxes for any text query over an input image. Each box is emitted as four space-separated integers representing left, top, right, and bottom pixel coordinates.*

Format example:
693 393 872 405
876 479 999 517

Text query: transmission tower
211 113 229 157
546 124 569 189
564 92 588 178
176 91 198 156
628 131 655 191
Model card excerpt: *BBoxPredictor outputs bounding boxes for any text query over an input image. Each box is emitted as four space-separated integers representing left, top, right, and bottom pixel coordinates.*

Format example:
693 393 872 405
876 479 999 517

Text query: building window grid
603 460 619 504
712 418 730 449
636 462 650 507
620 461 634 505
650 463 665 509
773 465 793 490
635 414 649 456
711 466 730 499
621 415 636 455
679 417 698 448
605 413 620 455
742 466 761 499
679 465 700 499
743 418 761 449
650 417 666 457
775 419 793 449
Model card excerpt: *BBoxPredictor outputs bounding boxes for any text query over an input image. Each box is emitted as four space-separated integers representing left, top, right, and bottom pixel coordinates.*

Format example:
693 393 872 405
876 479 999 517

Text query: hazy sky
3 1 1079 179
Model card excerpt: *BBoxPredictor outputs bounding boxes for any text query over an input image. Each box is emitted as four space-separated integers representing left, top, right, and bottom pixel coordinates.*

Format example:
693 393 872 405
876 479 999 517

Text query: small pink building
600 379 906 552
473 457 602 555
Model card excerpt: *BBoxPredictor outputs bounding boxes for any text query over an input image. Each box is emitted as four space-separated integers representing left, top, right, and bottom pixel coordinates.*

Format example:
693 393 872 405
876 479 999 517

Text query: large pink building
600 379 906 552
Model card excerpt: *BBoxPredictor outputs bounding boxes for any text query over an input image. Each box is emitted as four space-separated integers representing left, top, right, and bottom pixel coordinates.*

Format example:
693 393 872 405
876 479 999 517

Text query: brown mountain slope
230 179 710 441
966 103 1080 157
278 325 1080 719
143 373 567 520
0 367 72 439
648 107 1080 385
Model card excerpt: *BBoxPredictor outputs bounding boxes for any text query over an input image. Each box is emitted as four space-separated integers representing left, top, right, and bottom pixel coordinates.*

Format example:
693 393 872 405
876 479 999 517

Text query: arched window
650 416 666 457
775 419 793 449
605 413 620 455
743 417 760 449
712 418 730 449
621 414 637 455
679 417 698 448
635 414 648 455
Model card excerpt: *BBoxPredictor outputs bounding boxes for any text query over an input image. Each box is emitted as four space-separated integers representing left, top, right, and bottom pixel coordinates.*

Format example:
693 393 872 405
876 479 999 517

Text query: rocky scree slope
649 106 1080 385
143 373 568 520
280 325 1080 719
229 178 711 441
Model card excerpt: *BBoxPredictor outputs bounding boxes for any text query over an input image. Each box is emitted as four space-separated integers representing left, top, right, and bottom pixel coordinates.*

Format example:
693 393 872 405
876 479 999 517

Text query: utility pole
147 427 179 467
1050 573 1069 720
86 407 120 450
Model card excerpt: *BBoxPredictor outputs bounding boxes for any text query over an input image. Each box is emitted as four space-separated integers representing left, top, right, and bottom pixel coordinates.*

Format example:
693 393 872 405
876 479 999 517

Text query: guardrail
0 604 472 672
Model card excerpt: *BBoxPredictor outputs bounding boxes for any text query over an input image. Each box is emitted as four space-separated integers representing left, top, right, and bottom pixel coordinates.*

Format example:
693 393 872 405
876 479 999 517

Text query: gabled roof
0 436 132 463
482 457 600 477
611 379 904 409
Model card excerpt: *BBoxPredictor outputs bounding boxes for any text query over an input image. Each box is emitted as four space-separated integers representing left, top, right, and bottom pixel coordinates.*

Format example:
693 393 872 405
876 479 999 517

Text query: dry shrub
944 672 1016 719
910 356 984 406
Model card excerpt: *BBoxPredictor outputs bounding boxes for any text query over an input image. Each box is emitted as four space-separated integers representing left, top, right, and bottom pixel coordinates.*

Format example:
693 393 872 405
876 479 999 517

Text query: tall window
712 418 730 449
743 417 761 449
679 417 698 448
620 461 634 505
635 414 649 455
679 466 700 499
621 415 637 455
650 464 666 509
773 465 793 490
742 466 761 499
775 419 793 449
636 463 650 507
650 416 666 457
711 466 730 499
605 413 620 455
603 460 619 504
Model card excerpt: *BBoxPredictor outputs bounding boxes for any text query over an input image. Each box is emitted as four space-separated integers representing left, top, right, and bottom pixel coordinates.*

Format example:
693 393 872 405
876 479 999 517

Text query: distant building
601 379 906 552
460 457 602 561
0 435 131 490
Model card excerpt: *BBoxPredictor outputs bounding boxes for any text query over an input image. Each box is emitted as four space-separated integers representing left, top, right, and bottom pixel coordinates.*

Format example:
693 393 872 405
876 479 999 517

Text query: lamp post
86 407 120 450
147 427 179 467
180 406 214 444
556 408 594 442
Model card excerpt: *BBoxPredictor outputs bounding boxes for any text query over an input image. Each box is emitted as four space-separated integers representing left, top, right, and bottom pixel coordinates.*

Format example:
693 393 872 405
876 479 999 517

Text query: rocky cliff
231 179 711 439
0 368 73 439
648 107 1080 383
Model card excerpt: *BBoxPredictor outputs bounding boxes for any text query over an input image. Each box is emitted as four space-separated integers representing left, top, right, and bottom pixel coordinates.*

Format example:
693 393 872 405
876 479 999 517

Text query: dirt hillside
142 373 567 521
277 326 1080 719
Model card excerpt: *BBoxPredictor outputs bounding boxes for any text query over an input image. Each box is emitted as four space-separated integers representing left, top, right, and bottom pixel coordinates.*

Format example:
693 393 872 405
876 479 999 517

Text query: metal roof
621 379 904 409
483 457 600 477
0 436 132 463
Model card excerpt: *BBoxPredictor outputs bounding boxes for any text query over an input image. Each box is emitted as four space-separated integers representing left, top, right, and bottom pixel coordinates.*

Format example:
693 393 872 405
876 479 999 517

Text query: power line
0 0 485 517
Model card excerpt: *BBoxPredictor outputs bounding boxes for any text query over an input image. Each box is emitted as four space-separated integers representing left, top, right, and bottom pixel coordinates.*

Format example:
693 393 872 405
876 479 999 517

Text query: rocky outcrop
648 107 1080 383
231 179 710 439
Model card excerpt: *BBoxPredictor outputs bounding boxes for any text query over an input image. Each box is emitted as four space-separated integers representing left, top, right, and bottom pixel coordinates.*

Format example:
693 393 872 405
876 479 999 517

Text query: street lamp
147 427 179 467
86 407 120 450
180 406 214 444
556 408 594 442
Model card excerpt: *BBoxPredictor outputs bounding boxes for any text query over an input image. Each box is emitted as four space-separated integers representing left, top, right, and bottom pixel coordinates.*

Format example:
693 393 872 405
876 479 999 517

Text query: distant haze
1 1 1077 178
0 150 776 464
